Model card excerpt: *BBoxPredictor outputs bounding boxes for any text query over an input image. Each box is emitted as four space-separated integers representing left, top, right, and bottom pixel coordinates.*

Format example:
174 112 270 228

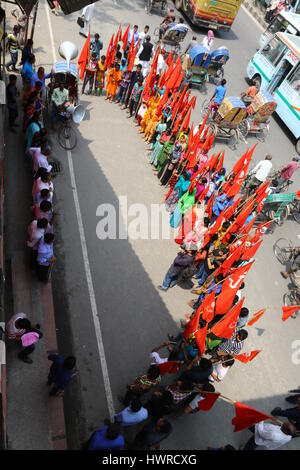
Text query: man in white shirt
79 3 95 38
157 49 166 75
243 421 296 450
247 154 272 196
29 145 52 174
32 170 54 204
27 218 49 250
208 356 234 382
139 25 149 45
114 398 148 427
184 383 215 414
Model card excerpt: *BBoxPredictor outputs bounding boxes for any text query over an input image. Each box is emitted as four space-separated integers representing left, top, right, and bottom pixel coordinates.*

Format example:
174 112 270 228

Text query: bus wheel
296 138 300 155
175 0 183 9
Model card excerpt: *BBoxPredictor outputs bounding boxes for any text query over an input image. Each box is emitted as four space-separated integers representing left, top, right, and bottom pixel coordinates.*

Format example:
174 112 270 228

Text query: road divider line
45 2 115 419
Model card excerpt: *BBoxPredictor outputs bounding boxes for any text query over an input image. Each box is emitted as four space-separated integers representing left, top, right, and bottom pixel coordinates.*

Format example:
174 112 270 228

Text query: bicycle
273 238 300 288
57 110 77 151
145 0 168 14
283 289 300 318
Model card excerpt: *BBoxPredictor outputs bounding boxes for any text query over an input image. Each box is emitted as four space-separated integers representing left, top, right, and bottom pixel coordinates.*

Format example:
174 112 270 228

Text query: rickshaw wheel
200 99 210 120
214 68 224 85
208 122 217 137
257 123 269 143
58 125 77 151
273 238 293 265
269 207 289 226
238 120 249 141
228 130 238 150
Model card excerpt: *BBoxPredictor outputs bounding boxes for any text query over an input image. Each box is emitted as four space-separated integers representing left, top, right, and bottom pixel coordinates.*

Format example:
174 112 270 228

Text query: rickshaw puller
51 82 71 127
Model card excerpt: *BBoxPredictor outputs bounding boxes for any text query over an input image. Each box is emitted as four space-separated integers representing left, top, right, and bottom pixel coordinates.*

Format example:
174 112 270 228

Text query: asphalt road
30 0 300 449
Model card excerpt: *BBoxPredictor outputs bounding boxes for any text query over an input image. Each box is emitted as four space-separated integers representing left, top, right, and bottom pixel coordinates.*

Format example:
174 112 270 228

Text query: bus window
287 63 300 93
268 17 288 35
262 37 287 66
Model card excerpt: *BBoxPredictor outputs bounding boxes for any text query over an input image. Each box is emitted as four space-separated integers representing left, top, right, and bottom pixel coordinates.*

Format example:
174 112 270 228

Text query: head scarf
207 30 214 45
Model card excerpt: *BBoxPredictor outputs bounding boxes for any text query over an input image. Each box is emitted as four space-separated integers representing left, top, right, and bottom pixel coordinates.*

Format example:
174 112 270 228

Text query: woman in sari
149 116 167 150
105 63 121 102
159 141 182 186
165 171 191 213
182 215 210 251
155 135 175 174
95 55 106 96
149 125 170 164
170 185 197 228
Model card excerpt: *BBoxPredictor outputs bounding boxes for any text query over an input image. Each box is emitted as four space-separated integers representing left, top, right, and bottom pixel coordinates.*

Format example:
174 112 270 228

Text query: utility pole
30 1 39 41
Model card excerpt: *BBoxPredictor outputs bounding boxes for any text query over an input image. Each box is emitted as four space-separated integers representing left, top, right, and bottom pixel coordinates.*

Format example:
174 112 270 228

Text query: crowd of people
4 5 300 451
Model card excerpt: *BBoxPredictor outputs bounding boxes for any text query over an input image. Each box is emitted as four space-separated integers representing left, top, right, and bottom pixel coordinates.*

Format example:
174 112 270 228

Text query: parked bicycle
273 238 300 288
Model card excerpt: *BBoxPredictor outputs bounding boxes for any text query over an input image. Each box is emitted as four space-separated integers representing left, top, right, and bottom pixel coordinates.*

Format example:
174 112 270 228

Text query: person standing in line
18 323 43 364
122 63 143 109
114 398 148 427
136 35 154 78
6 25 20 72
87 423 125 450
243 421 296 450
82 52 98 95
125 25 139 58
6 313 30 341
139 25 150 45
158 248 195 291
79 2 95 38
6 74 19 132
90 33 103 60
128 78 144 117
36 233 56 282
47 354 77 396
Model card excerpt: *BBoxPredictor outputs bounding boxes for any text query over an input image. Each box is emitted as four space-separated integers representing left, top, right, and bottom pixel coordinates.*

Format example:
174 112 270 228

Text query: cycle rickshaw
155 23 189 55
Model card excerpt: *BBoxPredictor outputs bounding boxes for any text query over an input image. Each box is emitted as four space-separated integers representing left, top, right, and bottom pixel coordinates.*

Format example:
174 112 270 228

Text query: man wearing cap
136 35 154 77
277 156 300 188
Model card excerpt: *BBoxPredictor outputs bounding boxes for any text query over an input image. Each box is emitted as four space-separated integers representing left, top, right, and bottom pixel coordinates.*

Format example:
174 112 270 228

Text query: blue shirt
90 39 103 59
48 354 73 391
30 71 51 92
37 238 53 266
128 29 139 46
25 121 43 152
114 406 148 427
22 61 34 81
88 425 125 450
214 85 226 105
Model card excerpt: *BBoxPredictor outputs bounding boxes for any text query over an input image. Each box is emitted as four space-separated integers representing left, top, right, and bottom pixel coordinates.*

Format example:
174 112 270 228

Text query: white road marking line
241 4 265 33
45 3 115 419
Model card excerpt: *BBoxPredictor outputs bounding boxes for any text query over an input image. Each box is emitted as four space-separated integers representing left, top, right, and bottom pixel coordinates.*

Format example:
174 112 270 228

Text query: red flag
195 324 207 356
105 33 115 69
215 263 254 315
225 170 246 198
78 31 91 80
224 197 241 221
218 242 245 277
232 402 275 432
166 57 182 90
215 151 225 173
239 215 257 236
158 361 180 375
247 308 266 326
255 180 270 198
188 123 194 148
208 152 220 171
122 24 130 50
171 84 188 118
182 109 192 132
201 290 216 323
250 220 272 243
165 50 173 67
174 70 185 90
198 113 209 138
127 42 139 72
208 206 227 236
211 298 245 339
182 305 202 340
229 199 254 234
198 392 220 411
232 150 249 176
206 194 214 219
282 305 300 321
241 238 263 260
234 350 261 363
155 91 169 116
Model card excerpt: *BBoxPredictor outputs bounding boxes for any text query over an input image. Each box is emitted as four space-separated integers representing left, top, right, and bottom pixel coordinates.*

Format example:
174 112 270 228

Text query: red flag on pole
241 238 263 260
211 298 245 339
182 109 192 132
201 290 216 323
78 30 91 80
282 305 300 321
215 151 225 173
224 197 242 221
122 24 130 50
198 113 209 138
195 323 208 356
174 70 185 90
166 57 182 90
239 215 257 236
232 402 275 432
158 361 181 375
182 305 202 340
234 350 261 363
198 392 221 411
206 194 214 219
165 50 173 67
105 33 115 69
232 149 249 176
188 123 194 148
215 263 254 315
208 152 220 171
218 242 245 277
247 309 266 326
250 220 273 243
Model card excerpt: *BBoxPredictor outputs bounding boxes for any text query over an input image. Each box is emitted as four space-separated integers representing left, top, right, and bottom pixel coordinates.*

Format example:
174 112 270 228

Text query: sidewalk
3 4 67 450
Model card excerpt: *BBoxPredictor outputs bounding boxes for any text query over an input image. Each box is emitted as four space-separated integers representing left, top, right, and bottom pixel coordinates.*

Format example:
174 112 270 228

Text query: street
7 0 300 449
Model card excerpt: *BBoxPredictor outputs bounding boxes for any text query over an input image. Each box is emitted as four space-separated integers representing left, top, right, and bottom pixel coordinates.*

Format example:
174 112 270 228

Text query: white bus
247 32 300 153
259 11 300 49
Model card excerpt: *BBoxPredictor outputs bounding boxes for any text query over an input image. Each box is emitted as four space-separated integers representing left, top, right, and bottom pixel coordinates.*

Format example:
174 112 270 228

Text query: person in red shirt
278 156 300 187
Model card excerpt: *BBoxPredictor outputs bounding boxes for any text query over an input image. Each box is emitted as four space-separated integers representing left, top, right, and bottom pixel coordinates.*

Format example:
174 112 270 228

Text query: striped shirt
218 337 244 355
7 33 18 53
165 385 193 404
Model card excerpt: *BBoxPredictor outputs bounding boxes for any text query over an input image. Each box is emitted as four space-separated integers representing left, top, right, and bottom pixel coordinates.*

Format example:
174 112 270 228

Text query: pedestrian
114 398 148 427
128 78 144 117
36 233 56 282
29 144 53 174
82 52 98 95
122 63 143 109
6 25 20 72
6 313 30 341
79 2 95 38
115 44 123 63
210 78 227 116
165 379 194 405
47 354 77 396
158 248 195 291
105 63 122 102
95 55 106 96
157 48 166 75
208 356 235 383
27 218 49 256
215 329 248 358
90 33 103 60
87 423 125 450
236 306 249 329
139 25 150 44
144 390 174 418
136 35 154 78
202 30 214 51
6 74 19 132
32 169 54 204
115 67 131 105
20 38 33 66
132 418 172 450
243 421 296 450
21 54 36 98
18 323 43 364
277 156 300 187
118 364 161 406
51 82 70 126
30 66 51 96
179 358 213 384
246 154 273 195
51 1 61 16
271 398 300 431
33 200 55 226
125 25 139 58
25 110 44 153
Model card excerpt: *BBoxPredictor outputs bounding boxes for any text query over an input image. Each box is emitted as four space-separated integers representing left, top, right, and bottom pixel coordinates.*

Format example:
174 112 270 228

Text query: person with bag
18 324 43 364
79 3 95 38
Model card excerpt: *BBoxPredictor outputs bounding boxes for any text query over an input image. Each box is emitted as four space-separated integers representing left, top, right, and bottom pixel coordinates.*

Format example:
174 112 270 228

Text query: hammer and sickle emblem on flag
228 275 245 290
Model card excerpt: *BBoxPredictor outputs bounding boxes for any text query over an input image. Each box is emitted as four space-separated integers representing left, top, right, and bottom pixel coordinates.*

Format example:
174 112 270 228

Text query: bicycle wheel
257 123 269 143
276 206 289 226
145 0 152 13
238 119 249 141
273 238 293 264
58 125 77 150
228 129 238 150
200 99 210 120
291 200 300 224
283 290 300 317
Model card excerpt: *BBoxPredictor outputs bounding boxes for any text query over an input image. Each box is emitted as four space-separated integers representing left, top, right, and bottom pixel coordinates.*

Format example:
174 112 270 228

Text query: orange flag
198 392 220 411
122 24 130 50
215 151 225 173
174 70 185 90
166 57 182 90
195 323 208 356
224 196 242 221
247 309 266 326
128 42 139 72
282 305 300 321
188 123 194 148
217 242 245 277
232 402 275 432
234 350 261 363
250 220 272 243
105 33 114 69
201 290 216 323
215 263 253 315
206 194 214 219
208 152 219 171
182 109 192 132
211 298 245 339
182 305 202 340
232 149 249 176
241 238 263 260
78 30 91 80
